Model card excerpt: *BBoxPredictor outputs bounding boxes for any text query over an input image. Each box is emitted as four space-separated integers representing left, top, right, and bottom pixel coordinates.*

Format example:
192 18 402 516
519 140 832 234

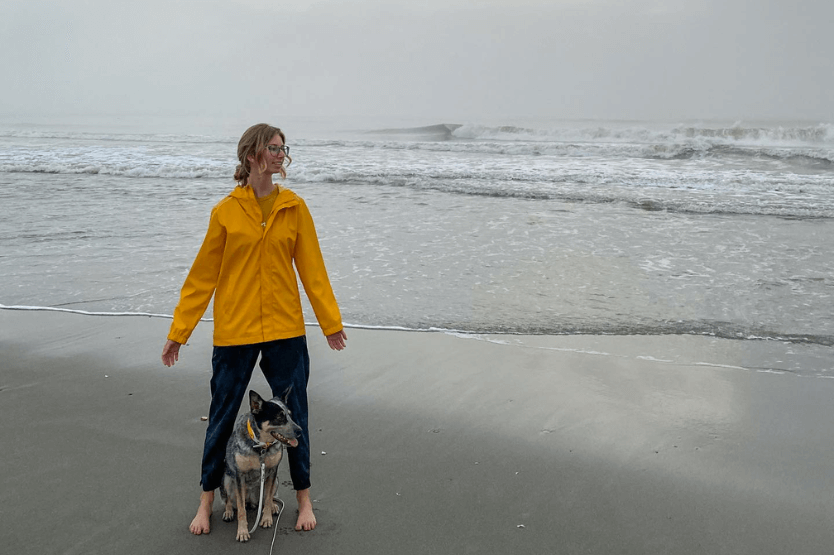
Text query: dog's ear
281 385 293 405
249 390 265 414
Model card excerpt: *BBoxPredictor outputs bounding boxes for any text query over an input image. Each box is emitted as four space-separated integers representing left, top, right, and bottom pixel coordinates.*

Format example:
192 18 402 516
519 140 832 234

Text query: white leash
250 462 267 535
249 461 286 555
268 497 285 555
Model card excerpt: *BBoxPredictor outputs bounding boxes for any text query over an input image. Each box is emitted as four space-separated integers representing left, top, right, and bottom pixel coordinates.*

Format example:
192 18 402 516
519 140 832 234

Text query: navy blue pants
200 336 311 492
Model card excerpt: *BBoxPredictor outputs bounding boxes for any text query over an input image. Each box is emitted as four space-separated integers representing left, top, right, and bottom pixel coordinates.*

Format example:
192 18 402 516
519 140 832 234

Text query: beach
3 308 834 554
2 4 832 552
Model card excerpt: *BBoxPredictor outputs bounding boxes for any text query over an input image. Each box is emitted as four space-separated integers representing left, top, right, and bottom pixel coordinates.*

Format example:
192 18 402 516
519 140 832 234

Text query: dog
220 389 302 542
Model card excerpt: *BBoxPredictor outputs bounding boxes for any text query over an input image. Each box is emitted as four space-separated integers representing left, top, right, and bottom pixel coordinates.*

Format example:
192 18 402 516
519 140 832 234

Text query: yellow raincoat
167 186 343 346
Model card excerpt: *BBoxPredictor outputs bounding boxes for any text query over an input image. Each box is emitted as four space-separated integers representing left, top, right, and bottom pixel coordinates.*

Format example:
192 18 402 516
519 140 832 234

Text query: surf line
0 304 564 338
0 305 482 334
0 304 181 319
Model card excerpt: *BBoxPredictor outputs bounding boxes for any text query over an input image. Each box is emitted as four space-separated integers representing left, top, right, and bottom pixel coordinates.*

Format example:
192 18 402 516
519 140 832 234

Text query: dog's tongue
289 438 299 448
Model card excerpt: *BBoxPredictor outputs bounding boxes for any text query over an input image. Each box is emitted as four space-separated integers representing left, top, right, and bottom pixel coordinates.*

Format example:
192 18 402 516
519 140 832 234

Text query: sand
2 308 834 554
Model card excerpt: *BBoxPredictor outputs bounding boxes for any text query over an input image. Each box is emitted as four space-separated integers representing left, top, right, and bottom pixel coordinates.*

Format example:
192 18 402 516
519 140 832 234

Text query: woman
161 123 347 535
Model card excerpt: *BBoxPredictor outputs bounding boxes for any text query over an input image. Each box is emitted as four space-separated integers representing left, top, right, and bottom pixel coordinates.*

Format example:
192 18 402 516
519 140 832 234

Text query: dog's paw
260 512 274 528
235 527 251 542
222 509 234 522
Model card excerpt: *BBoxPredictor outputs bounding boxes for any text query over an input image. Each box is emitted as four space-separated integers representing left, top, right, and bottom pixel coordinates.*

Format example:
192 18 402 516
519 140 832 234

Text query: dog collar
247 418 275 451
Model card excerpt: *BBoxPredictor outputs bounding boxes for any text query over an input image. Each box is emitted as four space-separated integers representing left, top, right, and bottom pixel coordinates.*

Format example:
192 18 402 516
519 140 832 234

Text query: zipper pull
261 222 266 228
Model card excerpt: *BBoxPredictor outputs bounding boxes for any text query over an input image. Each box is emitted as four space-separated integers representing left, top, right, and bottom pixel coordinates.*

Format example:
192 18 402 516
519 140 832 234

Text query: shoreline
0 304 834 364
2 309 834 554
1 304 829 376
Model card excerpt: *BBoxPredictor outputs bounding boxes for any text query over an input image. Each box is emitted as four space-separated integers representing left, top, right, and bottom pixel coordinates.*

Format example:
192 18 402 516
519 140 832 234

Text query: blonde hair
234 123 292 185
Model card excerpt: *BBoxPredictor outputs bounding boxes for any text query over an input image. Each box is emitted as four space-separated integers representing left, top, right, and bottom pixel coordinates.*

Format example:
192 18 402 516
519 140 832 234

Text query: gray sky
2 0 831 122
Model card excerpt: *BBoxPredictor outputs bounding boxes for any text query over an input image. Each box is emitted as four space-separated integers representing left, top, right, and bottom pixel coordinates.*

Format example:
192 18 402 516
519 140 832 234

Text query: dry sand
2 308 833 554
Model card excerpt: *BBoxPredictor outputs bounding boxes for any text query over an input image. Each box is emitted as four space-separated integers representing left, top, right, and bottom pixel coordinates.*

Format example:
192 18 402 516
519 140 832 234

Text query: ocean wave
4 141 832 175
309 135 834 164
650 144 834 165
3 151 832 217
4 125 834 179
287 167 834 218
365 123 462 139
0 129 236 144
0 162 229 179
446 122 834 163
5 120 832 151
452 122 834 146
425 318 834 347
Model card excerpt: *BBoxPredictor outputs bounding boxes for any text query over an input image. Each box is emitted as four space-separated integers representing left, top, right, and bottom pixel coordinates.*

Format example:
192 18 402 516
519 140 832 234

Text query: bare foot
295 489 316 531
190 490 214 535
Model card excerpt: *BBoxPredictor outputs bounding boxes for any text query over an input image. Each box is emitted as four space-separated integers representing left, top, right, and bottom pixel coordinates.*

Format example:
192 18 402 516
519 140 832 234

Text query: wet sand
2 308 833 554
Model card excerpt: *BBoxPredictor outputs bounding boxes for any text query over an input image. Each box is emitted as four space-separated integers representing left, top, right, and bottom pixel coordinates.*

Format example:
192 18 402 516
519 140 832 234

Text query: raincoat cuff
167 330 191 345
321 324 344 337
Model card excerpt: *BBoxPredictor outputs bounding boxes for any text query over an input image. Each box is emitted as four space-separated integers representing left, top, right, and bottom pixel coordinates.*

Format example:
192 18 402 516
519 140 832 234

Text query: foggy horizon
2 0 832 123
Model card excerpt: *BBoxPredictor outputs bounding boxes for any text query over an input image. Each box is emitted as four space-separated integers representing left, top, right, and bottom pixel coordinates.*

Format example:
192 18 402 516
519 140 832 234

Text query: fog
2 0 831 122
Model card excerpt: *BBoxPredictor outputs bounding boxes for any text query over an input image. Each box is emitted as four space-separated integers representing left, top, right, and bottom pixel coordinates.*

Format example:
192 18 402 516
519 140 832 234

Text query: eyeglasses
266 145 290 157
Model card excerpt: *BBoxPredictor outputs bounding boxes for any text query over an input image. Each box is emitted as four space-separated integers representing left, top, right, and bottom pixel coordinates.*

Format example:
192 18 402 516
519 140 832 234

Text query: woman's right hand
161 339 182 367
326 329 348 351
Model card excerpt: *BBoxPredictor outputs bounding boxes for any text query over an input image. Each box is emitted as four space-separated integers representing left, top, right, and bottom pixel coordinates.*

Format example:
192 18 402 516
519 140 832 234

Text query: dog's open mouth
271 432 299 448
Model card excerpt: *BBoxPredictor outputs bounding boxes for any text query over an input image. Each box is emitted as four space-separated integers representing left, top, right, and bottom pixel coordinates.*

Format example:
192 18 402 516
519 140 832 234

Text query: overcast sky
2 0 831 122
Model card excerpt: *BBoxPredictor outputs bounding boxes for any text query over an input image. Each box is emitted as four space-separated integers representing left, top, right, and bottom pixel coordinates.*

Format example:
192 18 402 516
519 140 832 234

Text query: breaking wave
365 123 462 139
451 122 834 146
4 141 833 177
2 120 832 217
4 122 834 176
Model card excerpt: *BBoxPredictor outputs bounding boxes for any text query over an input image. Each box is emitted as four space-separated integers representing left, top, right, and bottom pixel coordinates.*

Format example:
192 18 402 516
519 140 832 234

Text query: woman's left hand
326 330 348 351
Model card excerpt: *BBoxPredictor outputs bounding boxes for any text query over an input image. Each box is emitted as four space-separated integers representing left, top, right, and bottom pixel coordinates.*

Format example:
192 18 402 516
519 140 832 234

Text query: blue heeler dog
220 389 302 542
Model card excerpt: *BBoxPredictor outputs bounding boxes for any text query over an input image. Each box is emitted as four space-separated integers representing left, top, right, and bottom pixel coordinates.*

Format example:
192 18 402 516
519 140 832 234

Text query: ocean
1 115 832 375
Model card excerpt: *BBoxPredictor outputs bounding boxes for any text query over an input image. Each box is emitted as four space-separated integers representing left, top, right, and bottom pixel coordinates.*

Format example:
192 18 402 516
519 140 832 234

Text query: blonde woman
162 123 347 535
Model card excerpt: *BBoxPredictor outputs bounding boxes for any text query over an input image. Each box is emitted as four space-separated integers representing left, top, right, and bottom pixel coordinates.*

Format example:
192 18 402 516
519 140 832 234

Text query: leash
250 462 268 535
245 415 287 554
247 416 278 536
248 460 287 555
268 496 285 555
249 461 286 555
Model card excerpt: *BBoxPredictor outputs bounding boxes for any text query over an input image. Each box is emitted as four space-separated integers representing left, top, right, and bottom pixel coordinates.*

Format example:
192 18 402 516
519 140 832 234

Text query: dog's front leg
221 477 235 522
260 473 277 528
234 476 250 542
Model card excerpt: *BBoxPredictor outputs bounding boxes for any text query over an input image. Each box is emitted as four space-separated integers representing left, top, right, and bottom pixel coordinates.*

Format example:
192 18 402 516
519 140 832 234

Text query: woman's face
251 133 287 175
263 133 285 173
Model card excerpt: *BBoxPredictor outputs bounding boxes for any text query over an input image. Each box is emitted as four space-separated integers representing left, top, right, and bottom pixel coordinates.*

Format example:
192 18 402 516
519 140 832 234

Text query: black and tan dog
220 389 302 542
